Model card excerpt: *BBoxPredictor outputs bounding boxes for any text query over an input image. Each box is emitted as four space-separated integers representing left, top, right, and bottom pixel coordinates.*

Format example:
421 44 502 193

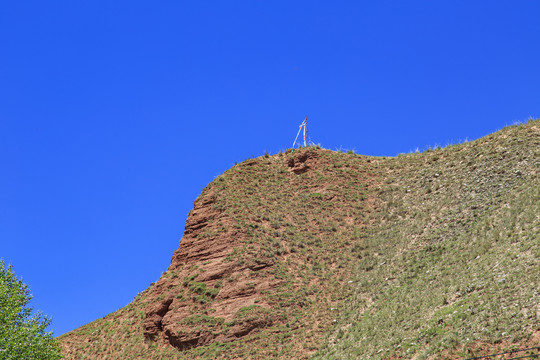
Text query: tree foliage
0 260 61 360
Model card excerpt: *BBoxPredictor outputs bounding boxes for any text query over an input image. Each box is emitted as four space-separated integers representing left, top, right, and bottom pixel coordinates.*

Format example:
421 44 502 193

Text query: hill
60 119 539 359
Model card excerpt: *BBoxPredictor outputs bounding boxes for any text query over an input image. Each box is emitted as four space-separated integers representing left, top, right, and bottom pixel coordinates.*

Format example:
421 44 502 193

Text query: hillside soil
61 120 539 359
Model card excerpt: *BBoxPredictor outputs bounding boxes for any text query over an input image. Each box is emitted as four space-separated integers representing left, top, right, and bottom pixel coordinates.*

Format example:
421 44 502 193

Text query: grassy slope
60 120 539 359
316 119 539 359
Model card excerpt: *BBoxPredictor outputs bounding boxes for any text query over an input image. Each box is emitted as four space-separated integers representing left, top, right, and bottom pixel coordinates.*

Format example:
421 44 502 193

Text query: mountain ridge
60 119 539 359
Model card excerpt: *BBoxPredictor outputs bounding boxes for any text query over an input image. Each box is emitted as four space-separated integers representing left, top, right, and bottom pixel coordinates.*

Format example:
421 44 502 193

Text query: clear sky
1 1 538 336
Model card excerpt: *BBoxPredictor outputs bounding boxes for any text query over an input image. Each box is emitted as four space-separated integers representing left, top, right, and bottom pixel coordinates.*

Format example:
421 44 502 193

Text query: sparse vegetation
60 120 539 359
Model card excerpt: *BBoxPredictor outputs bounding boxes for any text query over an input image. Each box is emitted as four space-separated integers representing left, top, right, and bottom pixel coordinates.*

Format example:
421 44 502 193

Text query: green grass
315 119 540 359
60 119 539 359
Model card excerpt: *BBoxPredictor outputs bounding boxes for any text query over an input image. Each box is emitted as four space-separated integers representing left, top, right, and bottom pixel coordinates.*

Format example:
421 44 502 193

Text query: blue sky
1 1 538 336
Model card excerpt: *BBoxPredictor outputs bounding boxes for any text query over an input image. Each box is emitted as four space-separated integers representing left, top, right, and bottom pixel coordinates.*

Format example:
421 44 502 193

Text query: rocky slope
60 120 539 359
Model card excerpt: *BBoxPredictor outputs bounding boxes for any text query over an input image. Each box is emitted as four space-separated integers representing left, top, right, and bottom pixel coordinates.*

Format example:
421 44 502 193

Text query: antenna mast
292 117 309 148
303 117 307 147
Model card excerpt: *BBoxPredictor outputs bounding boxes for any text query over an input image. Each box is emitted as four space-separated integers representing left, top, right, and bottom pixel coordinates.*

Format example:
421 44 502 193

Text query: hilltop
60 120 539 359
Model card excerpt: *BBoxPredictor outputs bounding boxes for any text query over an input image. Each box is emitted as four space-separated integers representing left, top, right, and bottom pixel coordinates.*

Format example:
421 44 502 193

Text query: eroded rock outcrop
141 186 278 350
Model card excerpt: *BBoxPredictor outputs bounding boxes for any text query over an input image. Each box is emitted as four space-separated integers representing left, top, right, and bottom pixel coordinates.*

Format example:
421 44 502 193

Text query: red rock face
141 187 278 350
287 148 319 174
142 296 173 340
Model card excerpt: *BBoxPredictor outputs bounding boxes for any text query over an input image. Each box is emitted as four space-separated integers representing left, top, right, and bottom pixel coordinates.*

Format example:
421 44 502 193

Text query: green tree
0 260 61 360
